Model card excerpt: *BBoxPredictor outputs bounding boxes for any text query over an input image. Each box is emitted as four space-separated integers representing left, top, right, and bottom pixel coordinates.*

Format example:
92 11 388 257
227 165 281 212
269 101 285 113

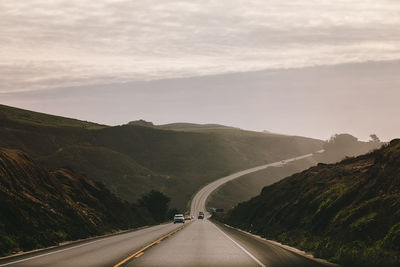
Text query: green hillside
222 139 400 267
208 133 382 212
0 148 154 257
207 157 317 211
0 104 323 210
0 104 106 129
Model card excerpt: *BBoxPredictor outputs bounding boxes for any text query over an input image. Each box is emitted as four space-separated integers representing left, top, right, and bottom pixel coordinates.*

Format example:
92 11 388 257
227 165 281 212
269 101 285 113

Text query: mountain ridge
0 104 324 209
128 119 239 131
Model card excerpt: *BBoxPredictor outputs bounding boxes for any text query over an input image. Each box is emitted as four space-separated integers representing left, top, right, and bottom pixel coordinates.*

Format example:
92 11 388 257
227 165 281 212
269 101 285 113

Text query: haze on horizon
1 0 400 141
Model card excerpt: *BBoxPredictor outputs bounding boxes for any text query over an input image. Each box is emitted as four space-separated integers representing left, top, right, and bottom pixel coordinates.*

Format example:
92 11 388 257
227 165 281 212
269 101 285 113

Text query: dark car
198 211 204 219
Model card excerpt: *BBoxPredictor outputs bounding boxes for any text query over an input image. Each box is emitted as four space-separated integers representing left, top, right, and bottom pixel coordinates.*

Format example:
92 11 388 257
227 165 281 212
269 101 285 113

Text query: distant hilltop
127 120 239 131
127 119 154 127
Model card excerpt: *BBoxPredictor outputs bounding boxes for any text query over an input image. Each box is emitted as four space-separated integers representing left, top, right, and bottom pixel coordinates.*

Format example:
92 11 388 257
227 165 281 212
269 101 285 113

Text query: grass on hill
0 104 106 129
221 139 400 267
0 147 155 257
207 157 317 211
0 104 323 210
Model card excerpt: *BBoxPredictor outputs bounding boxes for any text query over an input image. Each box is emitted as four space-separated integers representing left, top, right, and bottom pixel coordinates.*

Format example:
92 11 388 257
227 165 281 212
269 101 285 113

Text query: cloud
3 60 400 142
1 0 400 92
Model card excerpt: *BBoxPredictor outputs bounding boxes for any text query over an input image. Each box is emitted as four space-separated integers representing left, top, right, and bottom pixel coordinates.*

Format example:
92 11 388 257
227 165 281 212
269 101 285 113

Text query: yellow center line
135 252 144 258
113 222 191 267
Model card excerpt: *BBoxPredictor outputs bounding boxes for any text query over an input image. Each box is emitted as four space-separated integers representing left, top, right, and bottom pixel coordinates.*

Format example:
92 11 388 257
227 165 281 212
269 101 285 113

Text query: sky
1 0 400 141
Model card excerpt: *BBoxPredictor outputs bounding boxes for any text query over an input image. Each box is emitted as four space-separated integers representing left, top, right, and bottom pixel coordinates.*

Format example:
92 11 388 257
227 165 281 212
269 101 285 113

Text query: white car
174 214 185 224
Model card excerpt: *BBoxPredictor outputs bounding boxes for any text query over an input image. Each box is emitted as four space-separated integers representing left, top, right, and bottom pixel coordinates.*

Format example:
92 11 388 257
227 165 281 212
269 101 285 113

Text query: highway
0 150 332 267
0 223 183 267
129 151 331 266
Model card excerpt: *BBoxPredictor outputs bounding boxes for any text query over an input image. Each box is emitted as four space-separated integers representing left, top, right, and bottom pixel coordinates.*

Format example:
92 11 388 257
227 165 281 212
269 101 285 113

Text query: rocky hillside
0 104 323 209
0 148 153 257
223 139 400 267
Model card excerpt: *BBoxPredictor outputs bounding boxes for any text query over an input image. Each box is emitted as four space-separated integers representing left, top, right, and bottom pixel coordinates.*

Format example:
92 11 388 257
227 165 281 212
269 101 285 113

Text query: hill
127 119 154 127
0 147 153 257
0 104 106 129
156 122 238 131
127 120 239 131
314 133 382 163
208 133 382 212
207 157 317 211
0 104 323 210
222 139 400 267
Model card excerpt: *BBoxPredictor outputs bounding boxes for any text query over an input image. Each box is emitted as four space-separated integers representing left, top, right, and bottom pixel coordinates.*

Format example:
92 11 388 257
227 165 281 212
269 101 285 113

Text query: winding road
0 150 333 267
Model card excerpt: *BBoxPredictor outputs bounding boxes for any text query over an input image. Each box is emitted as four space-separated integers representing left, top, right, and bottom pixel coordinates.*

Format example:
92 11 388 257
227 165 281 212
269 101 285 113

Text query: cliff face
224 139 400 267
0 148 153 256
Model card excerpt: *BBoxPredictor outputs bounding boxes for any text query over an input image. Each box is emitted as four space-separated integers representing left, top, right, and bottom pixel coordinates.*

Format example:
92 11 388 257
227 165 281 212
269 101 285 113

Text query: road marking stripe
113 222 190 267
0 224 165 267
0 223 188 267
0 238 106 267
135 252 144 258
212 222 266 267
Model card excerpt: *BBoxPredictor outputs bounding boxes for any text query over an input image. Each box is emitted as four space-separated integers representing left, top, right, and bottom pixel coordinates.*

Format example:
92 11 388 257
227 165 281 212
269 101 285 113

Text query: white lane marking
211 222 267 267
0 238 106 266
0 224 175 267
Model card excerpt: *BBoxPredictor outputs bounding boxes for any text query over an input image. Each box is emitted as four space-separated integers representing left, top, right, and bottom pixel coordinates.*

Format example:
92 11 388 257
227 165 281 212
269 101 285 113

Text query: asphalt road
0 150 331 267
127 151 331 267
0 224 183 267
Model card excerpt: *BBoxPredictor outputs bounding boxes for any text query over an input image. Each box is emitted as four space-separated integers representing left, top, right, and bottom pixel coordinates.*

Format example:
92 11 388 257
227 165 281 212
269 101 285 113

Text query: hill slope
223 139 400 266
0 104 323 209
0 147 153 257
207 157 317 211
208 133 382 212
156 122 238 131
0 104 106 129
127 120 238 131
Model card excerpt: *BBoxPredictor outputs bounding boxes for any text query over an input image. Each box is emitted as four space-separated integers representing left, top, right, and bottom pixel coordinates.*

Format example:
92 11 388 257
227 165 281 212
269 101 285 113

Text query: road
0 224 183 267
0 151 331 267
190 151 322 217
130 151 330 267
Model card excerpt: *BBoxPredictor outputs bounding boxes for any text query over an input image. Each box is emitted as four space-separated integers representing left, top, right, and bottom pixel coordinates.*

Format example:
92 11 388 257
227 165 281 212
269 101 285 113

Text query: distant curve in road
190 151 322 217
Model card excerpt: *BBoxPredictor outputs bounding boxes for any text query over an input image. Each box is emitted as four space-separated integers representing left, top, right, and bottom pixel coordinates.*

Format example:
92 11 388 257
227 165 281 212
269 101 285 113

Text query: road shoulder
213 221 338 267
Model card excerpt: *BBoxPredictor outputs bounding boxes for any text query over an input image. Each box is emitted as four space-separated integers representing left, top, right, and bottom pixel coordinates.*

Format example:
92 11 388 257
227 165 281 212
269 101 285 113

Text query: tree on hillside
370 134 380 143
324 134 358 151
316 133 382 164
138 190 170 222
166 208 181 220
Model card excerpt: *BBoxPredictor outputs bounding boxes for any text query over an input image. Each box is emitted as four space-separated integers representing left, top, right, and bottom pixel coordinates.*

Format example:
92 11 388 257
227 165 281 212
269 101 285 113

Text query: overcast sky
1 0 400 141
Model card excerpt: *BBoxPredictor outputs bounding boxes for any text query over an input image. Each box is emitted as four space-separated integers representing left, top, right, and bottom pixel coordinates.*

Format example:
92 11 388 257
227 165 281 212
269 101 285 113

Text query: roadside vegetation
0 147 175 257
220 139 400 266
